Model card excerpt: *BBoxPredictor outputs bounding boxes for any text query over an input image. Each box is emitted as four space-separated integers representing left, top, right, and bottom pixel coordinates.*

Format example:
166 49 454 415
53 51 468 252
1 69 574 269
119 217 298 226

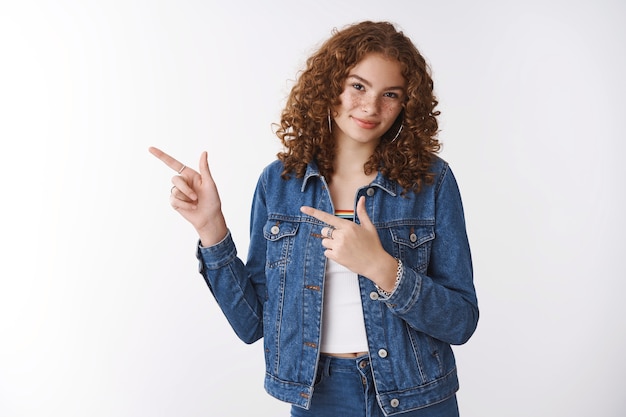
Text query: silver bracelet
376 259 403 297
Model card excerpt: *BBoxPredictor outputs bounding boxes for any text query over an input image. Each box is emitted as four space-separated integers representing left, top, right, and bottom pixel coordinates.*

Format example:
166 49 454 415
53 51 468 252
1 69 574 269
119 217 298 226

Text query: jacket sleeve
382 164 479 345
196 170 268 344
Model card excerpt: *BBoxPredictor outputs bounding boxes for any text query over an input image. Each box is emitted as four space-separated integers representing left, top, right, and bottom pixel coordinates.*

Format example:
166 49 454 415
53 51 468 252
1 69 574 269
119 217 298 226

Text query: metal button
378 349 388 358
409 233 417 243
369 291 379 300
359 359 368 369
366 188 375 196
390 398 399 408
270 225 280 235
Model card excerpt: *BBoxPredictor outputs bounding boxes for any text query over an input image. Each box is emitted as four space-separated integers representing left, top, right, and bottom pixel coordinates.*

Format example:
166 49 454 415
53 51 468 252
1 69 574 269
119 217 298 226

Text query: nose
361 93 380 114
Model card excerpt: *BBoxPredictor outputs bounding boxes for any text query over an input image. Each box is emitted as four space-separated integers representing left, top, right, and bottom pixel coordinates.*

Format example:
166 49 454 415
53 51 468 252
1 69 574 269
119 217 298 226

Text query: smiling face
331 53 406 148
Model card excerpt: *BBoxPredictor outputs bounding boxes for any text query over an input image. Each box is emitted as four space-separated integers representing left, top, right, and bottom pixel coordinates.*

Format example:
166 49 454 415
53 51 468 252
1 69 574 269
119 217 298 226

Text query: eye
352 83 365 91
383 92 400 99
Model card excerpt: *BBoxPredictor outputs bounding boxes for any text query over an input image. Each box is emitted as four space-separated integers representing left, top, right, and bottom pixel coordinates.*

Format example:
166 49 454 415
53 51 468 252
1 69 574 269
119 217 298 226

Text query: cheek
382 103 402 119
338 90 361 111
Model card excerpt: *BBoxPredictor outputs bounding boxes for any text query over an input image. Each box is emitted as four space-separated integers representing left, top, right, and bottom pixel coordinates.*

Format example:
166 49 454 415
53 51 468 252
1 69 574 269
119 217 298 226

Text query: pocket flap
263 220 299 241
390 225 435 248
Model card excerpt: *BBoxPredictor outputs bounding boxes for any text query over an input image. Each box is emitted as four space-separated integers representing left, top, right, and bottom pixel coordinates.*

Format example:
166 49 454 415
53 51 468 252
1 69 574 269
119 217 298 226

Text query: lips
352 116 379 129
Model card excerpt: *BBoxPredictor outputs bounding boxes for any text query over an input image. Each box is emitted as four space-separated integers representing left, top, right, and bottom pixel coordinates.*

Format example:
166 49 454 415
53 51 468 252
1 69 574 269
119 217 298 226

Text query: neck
332 136 378 177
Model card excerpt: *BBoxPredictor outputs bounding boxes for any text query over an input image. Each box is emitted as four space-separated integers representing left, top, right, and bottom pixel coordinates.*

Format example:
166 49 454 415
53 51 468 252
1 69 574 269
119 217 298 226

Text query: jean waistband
318 354 370 373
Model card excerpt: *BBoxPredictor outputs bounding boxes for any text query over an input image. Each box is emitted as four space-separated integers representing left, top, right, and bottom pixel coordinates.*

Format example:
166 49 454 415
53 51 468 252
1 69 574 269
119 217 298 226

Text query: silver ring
326 226 335 239
170 185 176 194
177 164 186 174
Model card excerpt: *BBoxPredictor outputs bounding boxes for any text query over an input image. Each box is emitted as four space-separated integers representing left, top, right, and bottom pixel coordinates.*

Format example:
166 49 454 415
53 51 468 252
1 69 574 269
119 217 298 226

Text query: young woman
150 21 478 417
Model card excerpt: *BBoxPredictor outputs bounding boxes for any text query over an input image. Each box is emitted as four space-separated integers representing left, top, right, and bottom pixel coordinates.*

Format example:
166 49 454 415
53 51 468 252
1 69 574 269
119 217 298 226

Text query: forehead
348 53 406 88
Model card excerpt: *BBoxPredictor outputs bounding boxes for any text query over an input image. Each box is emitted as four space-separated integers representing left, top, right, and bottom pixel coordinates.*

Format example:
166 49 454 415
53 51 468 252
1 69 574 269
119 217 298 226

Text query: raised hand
300 196 398 292
148 146 227 247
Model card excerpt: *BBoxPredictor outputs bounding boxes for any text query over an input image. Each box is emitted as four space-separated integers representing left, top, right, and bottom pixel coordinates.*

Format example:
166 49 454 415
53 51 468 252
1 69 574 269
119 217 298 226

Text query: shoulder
258 159 286 181
262 159 285 173
427 156 465 199
257 159 305 191
428 155 449 177
413 155 459 197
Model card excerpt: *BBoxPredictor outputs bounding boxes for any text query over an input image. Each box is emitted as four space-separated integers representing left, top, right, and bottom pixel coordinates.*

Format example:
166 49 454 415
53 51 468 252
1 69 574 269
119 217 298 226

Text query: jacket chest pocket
263 220 299 269
389 225 434 272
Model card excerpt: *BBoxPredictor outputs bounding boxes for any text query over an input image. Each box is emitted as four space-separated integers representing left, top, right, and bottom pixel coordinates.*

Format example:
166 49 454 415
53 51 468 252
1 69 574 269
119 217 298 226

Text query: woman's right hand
148 146 228 247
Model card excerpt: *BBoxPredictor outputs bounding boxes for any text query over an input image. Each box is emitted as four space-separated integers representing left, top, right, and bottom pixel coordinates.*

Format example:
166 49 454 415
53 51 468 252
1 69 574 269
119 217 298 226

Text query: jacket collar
301 161 397 196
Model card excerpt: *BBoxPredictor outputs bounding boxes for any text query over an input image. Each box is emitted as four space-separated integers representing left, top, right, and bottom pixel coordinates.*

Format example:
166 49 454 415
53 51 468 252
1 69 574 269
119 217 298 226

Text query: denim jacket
196 156 478 415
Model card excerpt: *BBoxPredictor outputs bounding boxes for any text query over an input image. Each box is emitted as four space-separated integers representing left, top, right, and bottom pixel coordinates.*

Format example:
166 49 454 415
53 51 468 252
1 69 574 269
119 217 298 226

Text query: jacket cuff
196 230 237 271
381 266 422 312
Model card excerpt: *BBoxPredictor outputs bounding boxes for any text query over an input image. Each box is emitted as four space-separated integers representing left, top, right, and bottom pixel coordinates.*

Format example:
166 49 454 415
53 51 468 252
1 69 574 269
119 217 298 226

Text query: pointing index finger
300 206 339 227
148 146 186 173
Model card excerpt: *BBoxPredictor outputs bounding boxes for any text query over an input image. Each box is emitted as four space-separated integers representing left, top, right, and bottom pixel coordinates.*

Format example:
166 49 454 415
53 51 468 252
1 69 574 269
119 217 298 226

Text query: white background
1 0 624 416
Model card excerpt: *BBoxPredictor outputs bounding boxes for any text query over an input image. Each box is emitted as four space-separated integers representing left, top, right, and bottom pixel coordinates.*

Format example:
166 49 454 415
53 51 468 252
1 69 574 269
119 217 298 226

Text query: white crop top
320 258 369 353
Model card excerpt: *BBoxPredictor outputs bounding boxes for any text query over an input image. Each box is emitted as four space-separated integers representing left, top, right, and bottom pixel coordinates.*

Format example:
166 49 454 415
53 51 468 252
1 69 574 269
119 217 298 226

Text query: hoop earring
327 109 332 133
390 124 403 143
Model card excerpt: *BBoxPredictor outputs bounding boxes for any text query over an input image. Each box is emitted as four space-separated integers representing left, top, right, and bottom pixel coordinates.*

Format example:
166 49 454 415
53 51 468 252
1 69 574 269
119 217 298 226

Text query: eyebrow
347 74 405 92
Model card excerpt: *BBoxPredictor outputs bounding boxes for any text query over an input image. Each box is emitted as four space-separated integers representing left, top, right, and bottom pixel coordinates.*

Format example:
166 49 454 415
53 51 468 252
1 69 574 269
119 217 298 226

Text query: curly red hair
275 21 441 194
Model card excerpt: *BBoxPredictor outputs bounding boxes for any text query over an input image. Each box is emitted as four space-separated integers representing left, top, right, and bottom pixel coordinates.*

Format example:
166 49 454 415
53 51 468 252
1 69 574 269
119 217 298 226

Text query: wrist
375 258 403 298
197 216 228 247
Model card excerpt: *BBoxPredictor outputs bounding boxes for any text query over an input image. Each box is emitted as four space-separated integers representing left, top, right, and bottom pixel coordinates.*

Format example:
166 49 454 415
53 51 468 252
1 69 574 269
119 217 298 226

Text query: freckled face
332 53 406 146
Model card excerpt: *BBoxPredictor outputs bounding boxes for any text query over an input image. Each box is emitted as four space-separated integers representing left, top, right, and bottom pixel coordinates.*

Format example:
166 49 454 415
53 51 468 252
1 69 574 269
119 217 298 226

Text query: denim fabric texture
290 355 459 417
197 157 478 416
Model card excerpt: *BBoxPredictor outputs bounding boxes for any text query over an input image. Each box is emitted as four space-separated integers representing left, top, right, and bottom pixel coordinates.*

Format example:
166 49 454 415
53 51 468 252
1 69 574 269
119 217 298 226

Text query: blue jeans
290 355 459 417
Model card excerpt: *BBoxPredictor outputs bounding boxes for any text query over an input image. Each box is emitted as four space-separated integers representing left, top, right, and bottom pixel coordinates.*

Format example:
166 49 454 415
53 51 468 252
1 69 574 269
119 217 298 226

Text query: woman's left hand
300 196 398 290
